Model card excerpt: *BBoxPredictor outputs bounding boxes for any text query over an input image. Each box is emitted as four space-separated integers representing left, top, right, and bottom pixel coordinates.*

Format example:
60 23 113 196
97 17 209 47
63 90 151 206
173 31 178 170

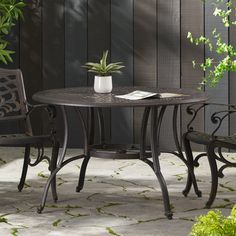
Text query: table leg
172 105 201 197
76 107 91 192
140 107 154 169
150 106 173 219
97 108 105 144
140 107 150 160
38 106 69 213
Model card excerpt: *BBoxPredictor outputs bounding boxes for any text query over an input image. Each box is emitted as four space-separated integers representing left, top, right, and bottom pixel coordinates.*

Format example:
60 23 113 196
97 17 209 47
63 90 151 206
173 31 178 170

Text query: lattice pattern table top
33 87 208 107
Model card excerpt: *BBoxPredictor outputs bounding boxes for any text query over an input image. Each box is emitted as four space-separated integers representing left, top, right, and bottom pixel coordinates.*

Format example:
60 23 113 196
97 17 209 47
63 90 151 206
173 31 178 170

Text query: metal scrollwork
214 147 236 178
211 110 236 136
186 103 207 131
28 145 50 167
0 76 21 117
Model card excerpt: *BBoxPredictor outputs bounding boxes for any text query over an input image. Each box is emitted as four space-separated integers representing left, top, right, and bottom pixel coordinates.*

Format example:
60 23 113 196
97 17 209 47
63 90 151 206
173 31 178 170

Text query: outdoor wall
2 0 236 150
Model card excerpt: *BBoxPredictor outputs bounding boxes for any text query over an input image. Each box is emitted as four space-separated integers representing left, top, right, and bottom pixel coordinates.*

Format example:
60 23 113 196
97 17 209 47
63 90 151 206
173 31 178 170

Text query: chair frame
183 102 236 208
0 68 59 201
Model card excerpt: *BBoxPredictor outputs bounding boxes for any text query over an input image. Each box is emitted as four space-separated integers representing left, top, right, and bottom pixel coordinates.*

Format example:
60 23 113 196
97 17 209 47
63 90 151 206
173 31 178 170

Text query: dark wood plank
43 0 65 90
88 0 111 143
65 0 87 147
43 0 65 142
20 3 43 134
133 0 157 143
157 0 181 151
111 0 133 144
205 0 229 136
181 0 205 151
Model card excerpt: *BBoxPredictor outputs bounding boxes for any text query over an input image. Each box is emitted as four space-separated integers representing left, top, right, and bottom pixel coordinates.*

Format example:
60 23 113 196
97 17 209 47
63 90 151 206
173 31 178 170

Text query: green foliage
0 0 25 64
189 205 236 236
83 50 125 76
188 0 236 88
52 219 61 227
11 228 19 236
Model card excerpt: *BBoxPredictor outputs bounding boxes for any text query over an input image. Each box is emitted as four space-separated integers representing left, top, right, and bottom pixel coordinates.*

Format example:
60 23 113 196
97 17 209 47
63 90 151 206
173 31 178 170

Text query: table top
33 87 208 108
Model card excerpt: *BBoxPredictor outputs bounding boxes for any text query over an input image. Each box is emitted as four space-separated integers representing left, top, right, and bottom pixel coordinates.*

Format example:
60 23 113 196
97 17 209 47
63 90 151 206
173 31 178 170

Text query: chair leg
38 167 60 213
205 144 218 208
182 135 201 197
50 141 60 202
18 145 31 192
76 155 91 192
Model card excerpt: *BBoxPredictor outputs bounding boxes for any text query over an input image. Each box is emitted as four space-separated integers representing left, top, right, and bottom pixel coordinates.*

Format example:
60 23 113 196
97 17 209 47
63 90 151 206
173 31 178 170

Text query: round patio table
33 86 208 219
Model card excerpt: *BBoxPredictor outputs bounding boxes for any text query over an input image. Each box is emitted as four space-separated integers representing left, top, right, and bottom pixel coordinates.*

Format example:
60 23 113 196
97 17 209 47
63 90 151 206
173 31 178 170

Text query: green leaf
82 50 125 76
189 205 236 236
52 219 61 227
187 0 236 87
0 0 25 64
11 228 19 236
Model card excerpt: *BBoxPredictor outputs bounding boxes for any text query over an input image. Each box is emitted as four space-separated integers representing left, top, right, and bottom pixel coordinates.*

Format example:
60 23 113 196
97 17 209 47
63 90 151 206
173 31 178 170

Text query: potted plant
189 205 236 236
187 0 236 88
0 0 25 64
83 50 125 93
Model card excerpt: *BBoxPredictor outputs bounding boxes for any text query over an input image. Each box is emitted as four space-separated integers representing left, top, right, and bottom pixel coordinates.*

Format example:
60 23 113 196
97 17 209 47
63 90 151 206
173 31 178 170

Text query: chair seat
185 131 236 146
0 133 51 146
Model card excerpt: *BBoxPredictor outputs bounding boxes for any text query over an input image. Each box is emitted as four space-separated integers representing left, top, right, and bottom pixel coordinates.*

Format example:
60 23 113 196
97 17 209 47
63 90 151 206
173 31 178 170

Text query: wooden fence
2 0 235 150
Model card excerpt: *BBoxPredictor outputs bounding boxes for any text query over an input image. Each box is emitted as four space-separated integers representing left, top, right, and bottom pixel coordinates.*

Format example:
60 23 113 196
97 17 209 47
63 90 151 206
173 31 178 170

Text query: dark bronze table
33 87 208 219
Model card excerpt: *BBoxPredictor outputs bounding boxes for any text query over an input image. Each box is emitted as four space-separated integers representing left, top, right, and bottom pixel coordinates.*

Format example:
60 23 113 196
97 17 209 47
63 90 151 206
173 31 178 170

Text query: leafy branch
188 0 236 88
0 0 25 64
189 205 236 236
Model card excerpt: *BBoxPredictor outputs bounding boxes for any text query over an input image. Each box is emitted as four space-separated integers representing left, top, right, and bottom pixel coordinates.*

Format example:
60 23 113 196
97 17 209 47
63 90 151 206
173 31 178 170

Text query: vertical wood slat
111 0 133 144
88 0 111 143
181 0 205 151
205 0 229 136
65 0 87 147
20 3 43 135
157 0 181 151
43 0 65 141
4 0 233 149
43 0 65 90
133 0 157 143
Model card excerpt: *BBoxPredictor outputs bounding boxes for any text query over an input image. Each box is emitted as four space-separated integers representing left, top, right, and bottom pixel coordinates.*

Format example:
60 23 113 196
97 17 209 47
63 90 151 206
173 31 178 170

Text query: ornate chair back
0 68 32 135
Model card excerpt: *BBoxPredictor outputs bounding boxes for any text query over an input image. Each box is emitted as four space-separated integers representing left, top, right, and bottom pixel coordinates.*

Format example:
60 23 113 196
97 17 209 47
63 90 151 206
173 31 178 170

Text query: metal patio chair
182 103 236 208
0 68 59 202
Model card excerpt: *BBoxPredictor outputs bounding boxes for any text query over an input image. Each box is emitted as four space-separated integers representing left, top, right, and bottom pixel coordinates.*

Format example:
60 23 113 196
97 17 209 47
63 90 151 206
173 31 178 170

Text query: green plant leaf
187 0 236 87
82 50 125 76
189 205 236 236
0 0 25 64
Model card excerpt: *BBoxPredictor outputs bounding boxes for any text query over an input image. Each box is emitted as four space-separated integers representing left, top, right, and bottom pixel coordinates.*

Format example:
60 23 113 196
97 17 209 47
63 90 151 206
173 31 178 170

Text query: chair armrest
186 103 207 131
211 109 236 136
186 103 236 132
0 115 26 122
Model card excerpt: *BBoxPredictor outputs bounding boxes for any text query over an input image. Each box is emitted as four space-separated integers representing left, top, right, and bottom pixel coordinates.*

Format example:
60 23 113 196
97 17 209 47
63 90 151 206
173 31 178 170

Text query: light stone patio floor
0 147 235 236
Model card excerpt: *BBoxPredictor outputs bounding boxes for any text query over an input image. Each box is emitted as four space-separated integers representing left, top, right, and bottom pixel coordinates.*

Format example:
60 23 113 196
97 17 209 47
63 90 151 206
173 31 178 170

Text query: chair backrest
0 68 32 133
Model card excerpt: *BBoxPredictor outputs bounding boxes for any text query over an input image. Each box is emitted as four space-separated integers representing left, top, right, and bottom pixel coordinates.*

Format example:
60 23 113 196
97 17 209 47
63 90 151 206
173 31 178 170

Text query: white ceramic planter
94 75 112 93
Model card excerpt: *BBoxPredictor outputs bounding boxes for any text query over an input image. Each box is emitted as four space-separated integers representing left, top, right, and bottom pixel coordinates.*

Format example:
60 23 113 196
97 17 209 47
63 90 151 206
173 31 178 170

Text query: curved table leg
140 107 151 160
50 140 60 202
172 105 201 197
76 107 91 192
182 133 201 197
18 145 30 192
97 108 105 144
151 106 172 219
38 106 69 213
